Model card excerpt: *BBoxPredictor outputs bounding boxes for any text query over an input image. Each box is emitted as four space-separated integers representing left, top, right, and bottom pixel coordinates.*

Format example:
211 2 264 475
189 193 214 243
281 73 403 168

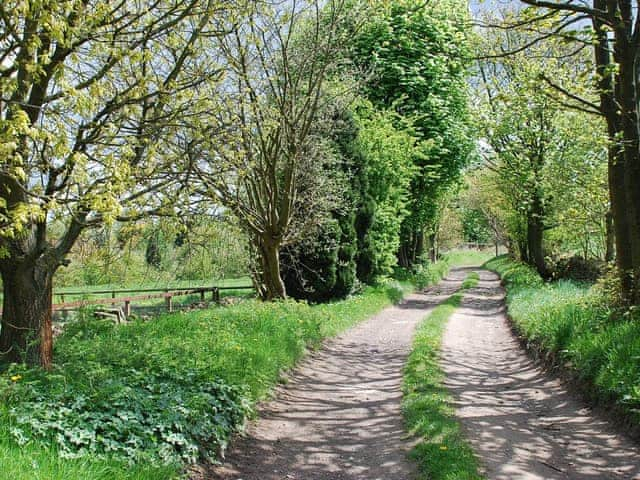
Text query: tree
461 207 492 245
349 0 473 267
145 230 163 269
196 0 350 300
0 0 232 367
280 93 362 302
459 168 510 255
351 101 416 281
511 1 640 301
475 24 606 277
544 127 609 261
282 99 417 295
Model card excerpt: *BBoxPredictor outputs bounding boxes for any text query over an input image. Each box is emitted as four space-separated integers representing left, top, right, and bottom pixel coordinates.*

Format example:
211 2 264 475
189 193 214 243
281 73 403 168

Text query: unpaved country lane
195 268 471 480
441 269 640 480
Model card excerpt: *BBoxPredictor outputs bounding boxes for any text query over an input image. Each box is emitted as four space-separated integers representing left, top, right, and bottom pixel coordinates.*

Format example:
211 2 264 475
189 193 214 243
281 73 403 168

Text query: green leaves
353 101 416 277
472 13 609 261
349 0 473 252
4 368 250 465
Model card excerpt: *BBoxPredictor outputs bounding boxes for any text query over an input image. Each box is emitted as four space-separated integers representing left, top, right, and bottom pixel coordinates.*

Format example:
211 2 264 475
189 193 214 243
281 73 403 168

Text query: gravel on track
194 267 639 480
194 269 469 480
441 269 640 480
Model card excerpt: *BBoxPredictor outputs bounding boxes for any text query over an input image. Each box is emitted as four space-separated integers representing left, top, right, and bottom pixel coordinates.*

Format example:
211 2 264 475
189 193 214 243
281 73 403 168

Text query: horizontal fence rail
0 285 254 317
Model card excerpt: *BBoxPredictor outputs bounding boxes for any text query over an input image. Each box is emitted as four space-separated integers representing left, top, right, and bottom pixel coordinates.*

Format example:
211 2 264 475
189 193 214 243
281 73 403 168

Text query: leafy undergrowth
0 275 430 480
403 272 483 480
485 255 640 425
0 251 476 480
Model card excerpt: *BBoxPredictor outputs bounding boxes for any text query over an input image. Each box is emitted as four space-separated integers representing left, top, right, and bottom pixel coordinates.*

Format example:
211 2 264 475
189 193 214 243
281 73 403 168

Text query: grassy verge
397 250 493 290
0 251 487 480
485 255 640 428
0 254 460 480
403 272 483 480
0 284 406 480
444 250 494 267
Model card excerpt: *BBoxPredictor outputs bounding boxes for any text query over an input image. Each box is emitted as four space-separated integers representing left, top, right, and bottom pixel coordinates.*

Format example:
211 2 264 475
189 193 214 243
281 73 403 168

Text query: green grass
0 442 176 480
0 252 475 479
46 276 255 321
399 250 493 290
443 249 494 267
461 272 480 290
403 272 483 480
52 276 253 302
485 255 640 425
0 277 428 480
1 277 254 306
55 276 252 293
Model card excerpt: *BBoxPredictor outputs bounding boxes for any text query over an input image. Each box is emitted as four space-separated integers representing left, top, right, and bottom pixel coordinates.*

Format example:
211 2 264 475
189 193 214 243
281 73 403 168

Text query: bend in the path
194 267 473 480
442 269 640 480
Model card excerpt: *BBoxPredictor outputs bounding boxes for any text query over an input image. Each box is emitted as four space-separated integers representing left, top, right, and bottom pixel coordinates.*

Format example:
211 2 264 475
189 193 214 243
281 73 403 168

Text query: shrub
550 255 603 283
0 283 405 474
382 280 406 304
484 255 543 290
3 369 249 465
412 261 449 290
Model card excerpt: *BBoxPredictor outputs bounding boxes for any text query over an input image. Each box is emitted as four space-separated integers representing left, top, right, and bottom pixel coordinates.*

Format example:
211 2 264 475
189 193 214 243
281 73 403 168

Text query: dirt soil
193 270 467 480
194 267 639 480
442 269 640 480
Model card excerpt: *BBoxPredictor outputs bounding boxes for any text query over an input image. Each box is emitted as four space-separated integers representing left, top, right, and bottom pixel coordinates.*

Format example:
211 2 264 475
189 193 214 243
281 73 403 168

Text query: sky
469 0 524 17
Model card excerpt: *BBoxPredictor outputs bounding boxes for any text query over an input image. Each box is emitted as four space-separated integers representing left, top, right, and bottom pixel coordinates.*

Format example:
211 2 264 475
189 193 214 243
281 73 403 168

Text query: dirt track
196 267 639 480
442 269 640 480
196 270 467 480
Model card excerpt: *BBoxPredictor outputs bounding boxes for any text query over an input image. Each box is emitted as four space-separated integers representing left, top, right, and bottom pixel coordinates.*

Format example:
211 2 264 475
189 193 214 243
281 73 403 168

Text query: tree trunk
613 48 638 304
591 8 636 303
526 191 549 279
518 238 529 264
398 229 423 268
606 128 635 304
0 261 54 368
415 230 424 263
605 210 615 262
624 157 640 303
397 241 410 268
527 217 548 278
598 16 640 304
258 238 286 300
427 232 436 263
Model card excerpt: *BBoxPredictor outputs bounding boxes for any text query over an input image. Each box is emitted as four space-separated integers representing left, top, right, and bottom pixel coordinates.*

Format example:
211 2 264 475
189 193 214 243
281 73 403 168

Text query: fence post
123 300 131 318
166 295 173 313
200 289 205 302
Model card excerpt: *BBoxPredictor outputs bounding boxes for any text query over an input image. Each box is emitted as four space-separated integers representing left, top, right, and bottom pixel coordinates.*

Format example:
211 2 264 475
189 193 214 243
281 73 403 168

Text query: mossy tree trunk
0 257 56 369
257 236 286 300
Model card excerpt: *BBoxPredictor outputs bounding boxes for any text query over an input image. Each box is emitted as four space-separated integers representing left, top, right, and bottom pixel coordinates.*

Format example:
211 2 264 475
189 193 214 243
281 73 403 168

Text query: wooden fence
0 285 254 319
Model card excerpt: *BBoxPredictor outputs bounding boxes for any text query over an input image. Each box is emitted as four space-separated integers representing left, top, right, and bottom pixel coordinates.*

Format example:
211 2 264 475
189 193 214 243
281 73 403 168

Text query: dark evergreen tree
281 107 369 300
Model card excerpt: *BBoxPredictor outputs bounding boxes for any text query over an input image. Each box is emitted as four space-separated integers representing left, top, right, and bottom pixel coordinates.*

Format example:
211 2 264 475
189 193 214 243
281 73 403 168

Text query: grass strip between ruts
402 271 484 480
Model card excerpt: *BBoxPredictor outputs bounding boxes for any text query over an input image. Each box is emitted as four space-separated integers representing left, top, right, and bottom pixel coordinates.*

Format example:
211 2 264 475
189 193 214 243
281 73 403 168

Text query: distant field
54 276 252 295
0 277 254 312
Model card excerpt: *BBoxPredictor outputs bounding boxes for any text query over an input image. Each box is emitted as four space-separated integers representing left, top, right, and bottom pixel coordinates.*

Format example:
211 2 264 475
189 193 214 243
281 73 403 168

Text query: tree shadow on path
441 270 640 480
192 269 470 480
